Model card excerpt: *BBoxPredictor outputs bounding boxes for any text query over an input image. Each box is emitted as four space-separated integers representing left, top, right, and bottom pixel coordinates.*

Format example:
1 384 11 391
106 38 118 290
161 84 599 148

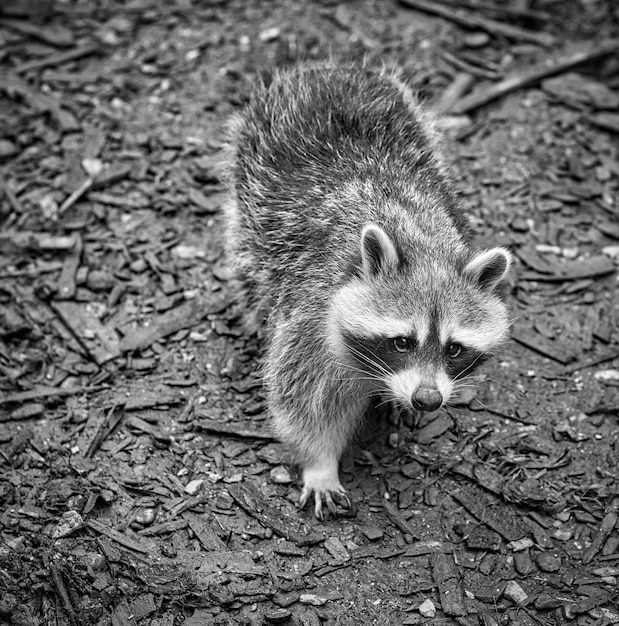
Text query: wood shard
51 301 121 364
448 38 619 114
120 298 206 353
431 553 467 616
227 481 322 546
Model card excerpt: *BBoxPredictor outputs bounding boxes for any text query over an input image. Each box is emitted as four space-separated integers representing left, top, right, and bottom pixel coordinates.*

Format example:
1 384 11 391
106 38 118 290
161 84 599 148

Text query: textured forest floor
1 1 619 625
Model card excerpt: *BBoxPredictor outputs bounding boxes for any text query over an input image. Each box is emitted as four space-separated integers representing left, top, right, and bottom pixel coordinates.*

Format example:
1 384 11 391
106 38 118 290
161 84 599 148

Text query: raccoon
223 64 512 519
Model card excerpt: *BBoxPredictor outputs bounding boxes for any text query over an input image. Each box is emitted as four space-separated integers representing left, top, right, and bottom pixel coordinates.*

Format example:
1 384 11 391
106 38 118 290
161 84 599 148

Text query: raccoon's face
328 224 512 412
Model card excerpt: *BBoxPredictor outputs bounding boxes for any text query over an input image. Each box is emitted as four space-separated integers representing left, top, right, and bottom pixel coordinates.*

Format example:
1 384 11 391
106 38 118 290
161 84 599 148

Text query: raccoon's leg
272 393 365 519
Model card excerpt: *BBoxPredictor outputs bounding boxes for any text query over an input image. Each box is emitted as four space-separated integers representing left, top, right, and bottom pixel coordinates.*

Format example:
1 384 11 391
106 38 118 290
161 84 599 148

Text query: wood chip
51 301 121 365
227 481 322 546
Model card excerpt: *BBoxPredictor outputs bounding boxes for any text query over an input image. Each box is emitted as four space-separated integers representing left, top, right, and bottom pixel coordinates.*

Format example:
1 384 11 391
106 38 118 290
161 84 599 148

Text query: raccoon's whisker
332 361 385 382
490 380 526 396
344 344 394 377
453 351 489 381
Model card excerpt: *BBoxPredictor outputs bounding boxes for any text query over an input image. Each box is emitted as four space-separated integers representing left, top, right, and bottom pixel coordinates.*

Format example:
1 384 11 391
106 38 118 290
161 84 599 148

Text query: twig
434 72 475 114
195 416 276 441
0 384 106 406
50 564 77 625
442 50 501 81
58 178 94 215
449 38 619 114
582 499 618 565
0 17 74 47
87 519 151 554
382 498 418 537
13 41 100 74
398 0 554 47
0 71 79 131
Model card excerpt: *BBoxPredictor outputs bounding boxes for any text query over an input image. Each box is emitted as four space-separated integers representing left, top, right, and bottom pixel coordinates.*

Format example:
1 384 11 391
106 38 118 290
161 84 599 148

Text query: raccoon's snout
412 388 443 412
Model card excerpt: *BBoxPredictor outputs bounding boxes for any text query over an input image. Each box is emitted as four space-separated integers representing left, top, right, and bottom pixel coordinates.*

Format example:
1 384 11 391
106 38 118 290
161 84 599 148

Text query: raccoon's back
227 66 468 304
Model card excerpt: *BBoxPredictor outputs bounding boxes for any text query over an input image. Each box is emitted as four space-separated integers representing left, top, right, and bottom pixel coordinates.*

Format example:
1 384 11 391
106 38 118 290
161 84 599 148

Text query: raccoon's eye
393 337 411 352
447 343 463 359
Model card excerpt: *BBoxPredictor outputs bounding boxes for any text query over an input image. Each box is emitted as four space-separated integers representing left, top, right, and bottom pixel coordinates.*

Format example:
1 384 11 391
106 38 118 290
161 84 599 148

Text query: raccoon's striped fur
223 64 512 518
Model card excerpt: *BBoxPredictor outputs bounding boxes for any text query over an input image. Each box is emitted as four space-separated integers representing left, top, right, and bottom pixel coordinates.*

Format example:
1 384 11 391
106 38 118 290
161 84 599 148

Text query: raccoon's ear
360 224 399 279
464 247 512 292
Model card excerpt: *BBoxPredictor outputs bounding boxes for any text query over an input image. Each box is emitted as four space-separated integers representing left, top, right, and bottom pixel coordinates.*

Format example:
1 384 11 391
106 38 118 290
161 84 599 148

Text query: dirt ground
1 1 619 625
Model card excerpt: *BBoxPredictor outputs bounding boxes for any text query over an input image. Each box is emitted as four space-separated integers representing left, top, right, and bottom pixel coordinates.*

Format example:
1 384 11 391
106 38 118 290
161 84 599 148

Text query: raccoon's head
328 223 512 412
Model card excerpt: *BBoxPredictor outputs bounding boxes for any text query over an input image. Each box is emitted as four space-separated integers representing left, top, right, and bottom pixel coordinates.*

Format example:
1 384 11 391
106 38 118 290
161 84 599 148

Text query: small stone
52 510 84 539
464 32 490 47
360 526 384 541
537 552 561 572
82 158 104 178
184 479 204 495
0 139 18 159
130 258 148 273
513 550 535 575
602 245 619 259
264 608 292 624
270 465 293 484
418 599 436 618
503 580 528 605
324 536 350 561
510 217 529 232
86 269 115 292
508 538 534 551
259 26 281 42
135 508 156 525
299 593 327 606
594 369 619 383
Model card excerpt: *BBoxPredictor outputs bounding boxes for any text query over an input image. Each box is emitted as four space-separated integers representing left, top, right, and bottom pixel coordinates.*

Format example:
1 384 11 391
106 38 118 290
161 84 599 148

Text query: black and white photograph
1 0 619 624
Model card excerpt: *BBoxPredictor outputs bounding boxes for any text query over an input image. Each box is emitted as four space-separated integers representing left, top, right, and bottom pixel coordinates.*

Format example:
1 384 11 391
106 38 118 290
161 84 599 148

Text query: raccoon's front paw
299 465 351 520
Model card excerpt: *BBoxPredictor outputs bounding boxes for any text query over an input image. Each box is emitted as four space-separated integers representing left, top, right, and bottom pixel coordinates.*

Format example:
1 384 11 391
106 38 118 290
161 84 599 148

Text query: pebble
464 32 490 47
52 510 84 539
508 538 534 551
602 245 619 259
135 508 157 525
503 580 528 605
264 608 292 624
299 593 327 606
594 369 619 383
536 552 561 572
270 465 293 484
0 139 18 159
510 217 529 232
86 269 115 292
184 479 205 495
513 550 535 575
360 526 384 541
130 258 148 273
418 599 436 618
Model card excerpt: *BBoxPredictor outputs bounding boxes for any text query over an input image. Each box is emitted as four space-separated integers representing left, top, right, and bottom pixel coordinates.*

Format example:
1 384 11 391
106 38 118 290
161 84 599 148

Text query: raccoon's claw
299 481 350 520
299 470 352 520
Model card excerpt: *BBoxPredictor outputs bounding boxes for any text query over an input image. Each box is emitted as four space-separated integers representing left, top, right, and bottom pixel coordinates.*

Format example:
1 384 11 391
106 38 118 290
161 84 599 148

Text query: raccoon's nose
412 388 443 412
